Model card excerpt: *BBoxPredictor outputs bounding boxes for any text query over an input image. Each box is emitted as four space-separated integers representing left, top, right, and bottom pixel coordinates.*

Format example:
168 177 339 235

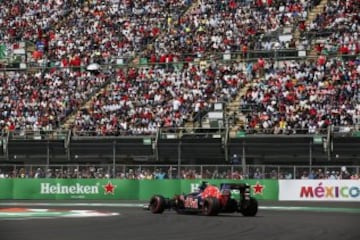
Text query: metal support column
242 140 246 177
112 140 116 177
177 141 182 178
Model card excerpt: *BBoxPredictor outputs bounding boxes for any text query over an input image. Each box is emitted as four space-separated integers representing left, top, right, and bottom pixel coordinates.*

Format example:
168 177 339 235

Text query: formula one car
145 182 258 216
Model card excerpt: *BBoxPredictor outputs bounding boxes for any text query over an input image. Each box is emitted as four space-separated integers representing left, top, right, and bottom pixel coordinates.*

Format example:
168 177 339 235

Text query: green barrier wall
176 180 277 201
0 179 13 199
0 179 278 200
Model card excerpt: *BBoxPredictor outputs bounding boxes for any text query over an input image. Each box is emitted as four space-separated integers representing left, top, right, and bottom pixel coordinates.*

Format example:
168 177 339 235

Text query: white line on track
0 203 145 207
0 202 359 213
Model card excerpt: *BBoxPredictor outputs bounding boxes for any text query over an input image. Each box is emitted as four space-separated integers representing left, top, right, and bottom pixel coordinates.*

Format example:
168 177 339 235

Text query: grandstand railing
2 125 359 164
4 124 360 145
2 50 359 72
235 125 359 136
0 164 358 180
7 130 69 141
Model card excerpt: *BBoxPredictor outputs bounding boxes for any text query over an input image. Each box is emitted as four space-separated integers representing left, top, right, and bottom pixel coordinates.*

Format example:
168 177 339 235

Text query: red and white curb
0 208 119 219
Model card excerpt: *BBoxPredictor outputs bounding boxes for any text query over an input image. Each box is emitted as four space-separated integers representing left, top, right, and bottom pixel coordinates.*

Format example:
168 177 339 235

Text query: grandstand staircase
62 87 108 130
293 0 329 59
183 80 252 136
306 0 330 58
25 42 37 73
227 82 251 137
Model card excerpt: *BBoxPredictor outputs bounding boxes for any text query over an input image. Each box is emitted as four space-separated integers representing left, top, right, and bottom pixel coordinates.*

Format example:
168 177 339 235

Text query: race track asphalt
0 201 359 240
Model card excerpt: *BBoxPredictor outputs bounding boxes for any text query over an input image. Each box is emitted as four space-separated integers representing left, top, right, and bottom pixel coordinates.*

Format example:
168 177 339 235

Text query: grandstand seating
306 0 359 57
0 0 359 138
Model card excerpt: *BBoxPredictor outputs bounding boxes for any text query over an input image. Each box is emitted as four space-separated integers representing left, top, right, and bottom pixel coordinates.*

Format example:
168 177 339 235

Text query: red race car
146 182 258 216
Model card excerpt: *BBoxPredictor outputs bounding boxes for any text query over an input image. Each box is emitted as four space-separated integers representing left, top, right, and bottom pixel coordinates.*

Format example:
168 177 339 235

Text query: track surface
0 201 359 240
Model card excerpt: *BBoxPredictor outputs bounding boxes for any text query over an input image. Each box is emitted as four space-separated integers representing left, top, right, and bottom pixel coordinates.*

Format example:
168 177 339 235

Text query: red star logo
252 182 265 195
103 181 117 195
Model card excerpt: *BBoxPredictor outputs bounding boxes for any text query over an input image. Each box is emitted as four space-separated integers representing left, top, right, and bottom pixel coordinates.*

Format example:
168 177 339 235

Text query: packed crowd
0 0 359 136
44 0 193 68
308 0 360 56
72 62 245 135
240 57 360 134
0 0 193 65
0 69 111 132
298 168 359 180
142 0 320 63
0 165 358 180
1 0 193 134
0 0 71 47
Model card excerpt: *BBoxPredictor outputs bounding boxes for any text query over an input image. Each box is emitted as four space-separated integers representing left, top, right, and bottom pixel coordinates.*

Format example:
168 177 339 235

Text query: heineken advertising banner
0 179 278 200
0 179 138 200
138 179 277 200
179 179 278 201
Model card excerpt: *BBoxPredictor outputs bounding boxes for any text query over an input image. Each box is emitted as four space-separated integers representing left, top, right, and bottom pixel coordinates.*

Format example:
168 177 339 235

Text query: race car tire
241 197 258 217
223 198 238 213
202 197 220 216
149 195 166 214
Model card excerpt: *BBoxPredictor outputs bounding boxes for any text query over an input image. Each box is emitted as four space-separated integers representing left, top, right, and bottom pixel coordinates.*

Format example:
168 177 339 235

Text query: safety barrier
0 179 277 201
1 179 358 201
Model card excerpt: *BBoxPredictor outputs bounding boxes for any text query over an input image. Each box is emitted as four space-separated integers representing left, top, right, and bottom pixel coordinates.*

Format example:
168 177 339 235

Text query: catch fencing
0 164 358 180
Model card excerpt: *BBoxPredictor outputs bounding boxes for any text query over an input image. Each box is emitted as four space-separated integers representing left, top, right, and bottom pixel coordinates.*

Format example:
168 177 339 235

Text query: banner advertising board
0 179 278 201
279 180 360 202
0 179 138 200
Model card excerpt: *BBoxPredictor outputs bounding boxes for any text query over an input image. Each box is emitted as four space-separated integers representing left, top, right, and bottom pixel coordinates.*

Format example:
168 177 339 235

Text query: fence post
112 140 116 177
46 140 50 173
177 140 182 178
242 140 246 177
277 165 280 179
309 140 312 171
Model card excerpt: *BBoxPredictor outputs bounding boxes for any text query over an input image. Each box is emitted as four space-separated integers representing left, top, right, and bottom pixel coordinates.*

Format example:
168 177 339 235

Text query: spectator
230 154 240 164
154 169 166 180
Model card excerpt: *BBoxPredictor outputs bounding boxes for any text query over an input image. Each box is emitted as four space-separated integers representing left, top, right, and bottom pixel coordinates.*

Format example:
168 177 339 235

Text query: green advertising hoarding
0 179 138 200
0 179 278 200
178 179 278 201
120 179 277 200
139 180 182 200
0 179 13 199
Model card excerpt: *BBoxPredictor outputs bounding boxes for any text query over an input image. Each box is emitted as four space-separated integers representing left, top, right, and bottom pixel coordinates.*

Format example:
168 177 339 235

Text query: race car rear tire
149 195 166 214
241 197 258 217
202 197 220 216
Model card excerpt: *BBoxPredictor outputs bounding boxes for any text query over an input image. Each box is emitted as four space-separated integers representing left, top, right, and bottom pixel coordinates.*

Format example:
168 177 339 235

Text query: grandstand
0 0 359 170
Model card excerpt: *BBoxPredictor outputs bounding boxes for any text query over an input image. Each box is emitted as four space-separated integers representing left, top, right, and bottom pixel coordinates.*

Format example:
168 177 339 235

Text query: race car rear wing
219 183 248 191
219 183 251 200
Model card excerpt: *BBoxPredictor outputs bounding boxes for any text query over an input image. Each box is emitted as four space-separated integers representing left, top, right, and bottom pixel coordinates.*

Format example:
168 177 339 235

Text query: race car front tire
149 195 166 214
241 197 258 217
202 197 220 216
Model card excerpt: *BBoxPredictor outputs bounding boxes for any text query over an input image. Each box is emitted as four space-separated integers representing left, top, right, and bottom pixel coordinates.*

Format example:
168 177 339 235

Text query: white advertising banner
279 180 360 202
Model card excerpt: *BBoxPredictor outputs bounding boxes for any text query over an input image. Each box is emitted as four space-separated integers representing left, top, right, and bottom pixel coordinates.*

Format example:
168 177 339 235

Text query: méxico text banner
279 180 360 201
